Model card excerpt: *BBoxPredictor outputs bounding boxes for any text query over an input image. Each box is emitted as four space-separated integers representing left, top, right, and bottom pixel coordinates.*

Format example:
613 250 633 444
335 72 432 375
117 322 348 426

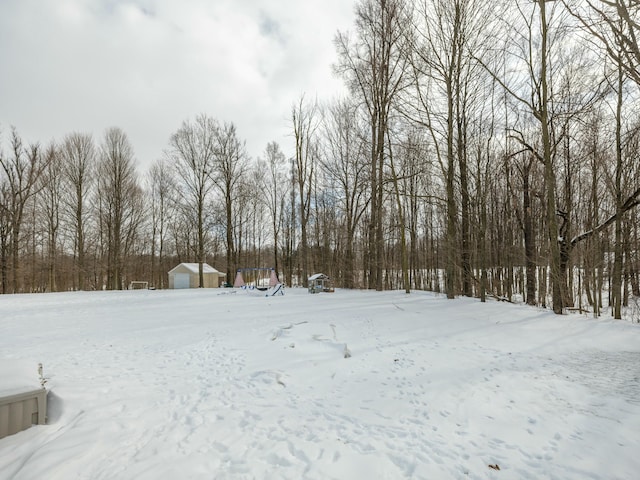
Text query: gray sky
0 0 355 171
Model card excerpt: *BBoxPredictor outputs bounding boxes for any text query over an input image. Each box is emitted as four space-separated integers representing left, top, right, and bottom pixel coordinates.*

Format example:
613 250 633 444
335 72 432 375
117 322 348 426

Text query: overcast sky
0 0 355 171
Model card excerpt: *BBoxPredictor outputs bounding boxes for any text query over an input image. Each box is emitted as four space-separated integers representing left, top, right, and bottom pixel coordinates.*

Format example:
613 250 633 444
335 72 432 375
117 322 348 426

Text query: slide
265 283 285 296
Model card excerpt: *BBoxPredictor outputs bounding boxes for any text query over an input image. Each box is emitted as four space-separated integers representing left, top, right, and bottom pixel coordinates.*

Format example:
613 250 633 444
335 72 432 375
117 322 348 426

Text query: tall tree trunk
523 158 537 305
198 197 204 288
445 73 457 299
612 62 624 319
388 139 410 294
539 0 564 314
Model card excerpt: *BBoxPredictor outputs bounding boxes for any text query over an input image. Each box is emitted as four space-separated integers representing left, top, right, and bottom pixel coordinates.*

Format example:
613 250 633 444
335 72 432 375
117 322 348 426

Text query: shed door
174 273 190 289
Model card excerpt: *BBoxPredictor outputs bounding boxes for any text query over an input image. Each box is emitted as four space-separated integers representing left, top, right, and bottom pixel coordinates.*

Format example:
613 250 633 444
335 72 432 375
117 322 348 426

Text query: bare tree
211 122 249 280
409 0 498 298
567 1 640 84
0 161 10 293
283 155 297 287
321 98 370 288
611 57 626 319
0 128 48 293
335 0 410 291
167 114 218 287
147 157 176 288
60 132 95 290
292 95 320 288
387 128 411 293
566 0 640 317
96 127 141 290
39 143 63 292
475 1 570 312
260 141 288 279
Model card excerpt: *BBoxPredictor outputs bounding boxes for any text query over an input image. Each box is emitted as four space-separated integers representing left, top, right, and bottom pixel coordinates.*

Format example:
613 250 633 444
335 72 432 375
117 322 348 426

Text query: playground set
233 268 284 296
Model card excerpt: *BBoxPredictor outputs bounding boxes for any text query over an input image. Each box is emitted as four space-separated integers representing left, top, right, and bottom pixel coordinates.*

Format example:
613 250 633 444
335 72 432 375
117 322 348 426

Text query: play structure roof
308 273 329 281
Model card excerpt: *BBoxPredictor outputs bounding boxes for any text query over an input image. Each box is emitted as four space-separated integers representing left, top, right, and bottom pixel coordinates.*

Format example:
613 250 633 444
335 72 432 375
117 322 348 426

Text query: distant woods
1 0 640 318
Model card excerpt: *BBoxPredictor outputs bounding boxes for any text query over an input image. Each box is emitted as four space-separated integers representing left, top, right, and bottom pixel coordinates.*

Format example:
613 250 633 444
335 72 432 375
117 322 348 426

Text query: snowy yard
0 288 639 479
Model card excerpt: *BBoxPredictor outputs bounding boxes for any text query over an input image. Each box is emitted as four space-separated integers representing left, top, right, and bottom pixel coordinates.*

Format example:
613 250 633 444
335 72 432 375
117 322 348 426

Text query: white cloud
0 0 355 170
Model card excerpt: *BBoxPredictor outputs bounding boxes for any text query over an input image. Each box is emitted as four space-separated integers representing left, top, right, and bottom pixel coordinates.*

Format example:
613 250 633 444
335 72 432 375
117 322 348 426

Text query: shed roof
168 263 225 276
308 273 329 281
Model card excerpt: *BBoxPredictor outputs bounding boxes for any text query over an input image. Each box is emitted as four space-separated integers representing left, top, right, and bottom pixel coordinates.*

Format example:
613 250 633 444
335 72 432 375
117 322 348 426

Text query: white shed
168 263 226 289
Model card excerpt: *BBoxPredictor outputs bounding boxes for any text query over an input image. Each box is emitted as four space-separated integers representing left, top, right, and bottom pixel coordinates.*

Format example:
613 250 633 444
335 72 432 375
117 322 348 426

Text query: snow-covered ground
0 288 639 480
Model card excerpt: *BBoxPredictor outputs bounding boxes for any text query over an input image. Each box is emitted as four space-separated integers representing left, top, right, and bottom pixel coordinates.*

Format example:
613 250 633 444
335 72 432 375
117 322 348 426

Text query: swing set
233 268 280 290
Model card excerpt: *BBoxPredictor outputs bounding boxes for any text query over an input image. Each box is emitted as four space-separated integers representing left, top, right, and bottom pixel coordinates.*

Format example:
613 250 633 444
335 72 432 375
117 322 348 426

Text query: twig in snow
38 363 47 387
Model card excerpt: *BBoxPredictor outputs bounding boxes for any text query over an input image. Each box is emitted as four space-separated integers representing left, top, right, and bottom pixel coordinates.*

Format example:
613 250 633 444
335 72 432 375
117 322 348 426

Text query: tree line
1 0 639 318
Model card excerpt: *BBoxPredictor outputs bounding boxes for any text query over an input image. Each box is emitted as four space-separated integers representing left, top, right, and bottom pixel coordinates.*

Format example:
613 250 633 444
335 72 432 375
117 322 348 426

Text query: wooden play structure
233 268 280 290
308 273 334 293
